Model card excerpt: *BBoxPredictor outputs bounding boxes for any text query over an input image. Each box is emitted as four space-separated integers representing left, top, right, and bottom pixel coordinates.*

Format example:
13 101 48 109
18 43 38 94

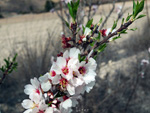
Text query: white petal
85 81 95 93
87 58 97 71
29 93 41 104
69 48 80 59
52 75 61 84
56 57 66 68
62 99 72 109
45 107 53 113
24 84 35 95
63 50 69 59
23 109 32 113
39 73 49 82
30 77 40 89
41 81 51 92
83 70 96 84
67 84 75 95
22 99 34 109
84 27 91 36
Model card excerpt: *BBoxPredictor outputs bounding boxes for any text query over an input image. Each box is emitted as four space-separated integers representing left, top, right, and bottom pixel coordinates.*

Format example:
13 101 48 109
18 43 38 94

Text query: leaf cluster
0 54 18 75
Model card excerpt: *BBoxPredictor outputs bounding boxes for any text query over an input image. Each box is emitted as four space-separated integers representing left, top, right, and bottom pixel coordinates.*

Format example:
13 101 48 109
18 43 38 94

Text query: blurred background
0 0 150 113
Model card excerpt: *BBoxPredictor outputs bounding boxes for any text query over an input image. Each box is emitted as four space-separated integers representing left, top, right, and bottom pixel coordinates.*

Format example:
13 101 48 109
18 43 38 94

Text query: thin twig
100 1 115 29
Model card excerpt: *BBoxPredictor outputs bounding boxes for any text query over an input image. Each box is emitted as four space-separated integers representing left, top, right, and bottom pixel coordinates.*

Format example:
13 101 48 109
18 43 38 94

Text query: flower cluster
22 48 97 113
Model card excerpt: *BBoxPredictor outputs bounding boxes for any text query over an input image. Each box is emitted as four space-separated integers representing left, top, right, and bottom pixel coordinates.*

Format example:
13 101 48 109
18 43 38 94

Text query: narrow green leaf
97 44 107 53
119 29 127 34
126 14 132 22
112 20 117 31
96 32 101 40
90 42 95 47
133 0 136 15
86 19 93 28
65 20 70 28
112 36 121 41
82 25 85 33
129 28 137 31
67 3 74 20
98 18 103 25
121 18 125 25
136 14 146 20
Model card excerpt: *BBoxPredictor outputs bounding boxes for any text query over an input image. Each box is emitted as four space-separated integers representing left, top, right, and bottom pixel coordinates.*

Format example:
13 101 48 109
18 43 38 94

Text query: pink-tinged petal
22 99 34 109
85 81 95 93
41 81 51 92
62 99 72 109
67 84 75 95
51 63 61 74
61 68 72 80
69 48 80 59
56 57 66 68
24 84 35 95
30 77 40 89
23 109 32 113
45 107 53 113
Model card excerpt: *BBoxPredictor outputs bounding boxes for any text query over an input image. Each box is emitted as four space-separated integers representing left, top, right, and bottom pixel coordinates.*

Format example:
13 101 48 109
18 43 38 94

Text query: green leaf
133 0 136 15
13 53 18 62
98 18 103 25
95 32 101 40
82 25 85 33
136 14 146 20
67 3 74 20
133 0 145 18
129 28 137 31
119 29 127 34
97 44 107 53
111 20 117 31
121 18 125 25
86 19 93 28
65 20 70 28
126 13 132 22
78 54 86 62
90 42 95 47
112 36 121 41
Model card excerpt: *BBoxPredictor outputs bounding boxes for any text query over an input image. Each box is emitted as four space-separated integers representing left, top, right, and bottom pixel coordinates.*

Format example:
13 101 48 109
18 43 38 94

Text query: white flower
105 28 116 41
82 27 91 41
22 93 47 113
59 95 81 110
24 77 42 96
141 59 149 65
39 73 51 92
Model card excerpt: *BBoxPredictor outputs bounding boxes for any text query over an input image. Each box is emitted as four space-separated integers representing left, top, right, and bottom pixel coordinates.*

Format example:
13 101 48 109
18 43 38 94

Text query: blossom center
59 78 68 88
35 89 40 95
73 71 78 77
50 70 56 77
62 66 69 75
38 110 44 113
78 66 86 75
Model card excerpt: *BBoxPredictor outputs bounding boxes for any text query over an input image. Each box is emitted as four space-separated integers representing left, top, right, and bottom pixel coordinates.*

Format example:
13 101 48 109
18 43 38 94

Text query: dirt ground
0 1 150 113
